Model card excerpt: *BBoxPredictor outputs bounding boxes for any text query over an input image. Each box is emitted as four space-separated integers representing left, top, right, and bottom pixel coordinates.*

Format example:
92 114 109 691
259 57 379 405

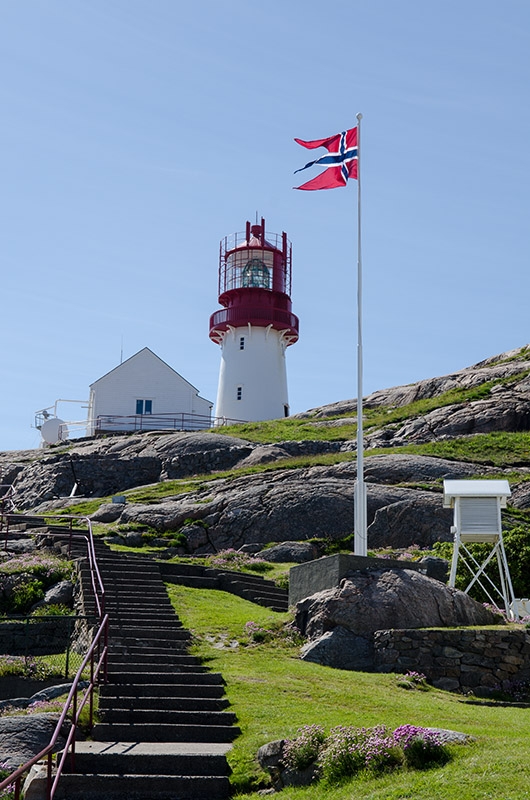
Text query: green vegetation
214 369 530 445
367 431 530 468
0 552 74 614
51 434 530 522
0 654 64 681
166 584 530 799
434 524 530 602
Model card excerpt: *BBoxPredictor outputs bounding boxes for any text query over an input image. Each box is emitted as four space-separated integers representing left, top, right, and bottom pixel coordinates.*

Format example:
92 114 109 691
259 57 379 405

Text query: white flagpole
354 112 367 556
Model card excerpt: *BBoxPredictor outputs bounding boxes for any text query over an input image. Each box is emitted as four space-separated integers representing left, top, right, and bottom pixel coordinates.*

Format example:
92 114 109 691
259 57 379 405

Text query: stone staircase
55 539 240 799
160 561 289 612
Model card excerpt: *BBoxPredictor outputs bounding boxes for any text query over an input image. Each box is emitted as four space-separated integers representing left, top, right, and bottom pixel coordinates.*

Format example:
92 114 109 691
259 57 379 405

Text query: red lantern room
209 217 299 345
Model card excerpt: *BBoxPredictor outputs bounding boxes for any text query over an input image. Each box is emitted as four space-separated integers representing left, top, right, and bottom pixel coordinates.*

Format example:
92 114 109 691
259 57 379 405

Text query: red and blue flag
294 127 358 190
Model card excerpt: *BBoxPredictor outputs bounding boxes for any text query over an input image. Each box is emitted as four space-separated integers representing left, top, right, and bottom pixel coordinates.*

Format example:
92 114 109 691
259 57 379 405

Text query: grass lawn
166 584 530 800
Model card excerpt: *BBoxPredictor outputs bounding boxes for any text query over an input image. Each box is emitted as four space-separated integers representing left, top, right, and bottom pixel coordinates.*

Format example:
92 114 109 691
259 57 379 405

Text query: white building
87 348 213 435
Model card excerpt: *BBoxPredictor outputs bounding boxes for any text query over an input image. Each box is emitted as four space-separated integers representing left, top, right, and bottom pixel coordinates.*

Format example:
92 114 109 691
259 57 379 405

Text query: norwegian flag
294 127 358 190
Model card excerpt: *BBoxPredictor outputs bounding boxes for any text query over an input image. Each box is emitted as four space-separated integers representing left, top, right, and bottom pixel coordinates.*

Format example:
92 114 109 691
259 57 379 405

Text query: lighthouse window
242 258 270 289
239 337 245 350
236 386 242 400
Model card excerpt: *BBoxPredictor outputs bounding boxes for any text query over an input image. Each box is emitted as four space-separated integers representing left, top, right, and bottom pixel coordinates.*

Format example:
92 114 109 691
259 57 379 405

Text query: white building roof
443 479 511 508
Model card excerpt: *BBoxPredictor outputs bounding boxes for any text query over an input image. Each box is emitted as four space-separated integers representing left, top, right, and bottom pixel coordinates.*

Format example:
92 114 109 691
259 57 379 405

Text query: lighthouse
209 218 299 422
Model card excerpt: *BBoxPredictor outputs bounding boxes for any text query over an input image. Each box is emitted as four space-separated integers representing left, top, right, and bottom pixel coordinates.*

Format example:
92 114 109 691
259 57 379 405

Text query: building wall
87 349 212 434
215 325 289 422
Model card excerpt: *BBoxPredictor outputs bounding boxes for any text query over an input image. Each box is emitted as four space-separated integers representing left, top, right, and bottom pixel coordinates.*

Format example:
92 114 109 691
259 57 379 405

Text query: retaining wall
374 626 530 694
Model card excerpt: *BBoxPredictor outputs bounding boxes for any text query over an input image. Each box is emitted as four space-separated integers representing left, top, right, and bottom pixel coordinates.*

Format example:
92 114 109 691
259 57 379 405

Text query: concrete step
107 632 187 645
104 601 175 611
99 708 237 727
107 632 187 644
104 610 178 621
108 646 190 659
100 683 226 700
107 671 225 686
65 741 231 776
55 772 231 799
107 661 205 676
107 670 219 687
159 561 289 610
102 598 174 608
99 696 230 712
108 625 188 639
71 540 240 798
91 722 240 743
106 655 201 669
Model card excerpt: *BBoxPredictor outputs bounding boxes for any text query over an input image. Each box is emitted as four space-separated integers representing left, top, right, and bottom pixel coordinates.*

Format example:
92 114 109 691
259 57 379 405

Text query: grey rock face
0 713 69 769
295 349 530 417
42 580 73 606
89 503 125 522
9 432 253 509
2 345 529 559
300 626 374 670
295 569 500 642
257 541 322 563
115 458 479 552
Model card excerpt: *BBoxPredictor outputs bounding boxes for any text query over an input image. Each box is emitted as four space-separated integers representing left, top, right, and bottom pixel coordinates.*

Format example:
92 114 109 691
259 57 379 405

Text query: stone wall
0 618 75 656
374 627 530 694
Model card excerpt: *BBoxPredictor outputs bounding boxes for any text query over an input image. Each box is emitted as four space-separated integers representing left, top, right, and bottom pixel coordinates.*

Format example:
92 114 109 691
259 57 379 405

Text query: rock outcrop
99 458 473 552
1 346 529 553
0 713 69 769
295 569 501 671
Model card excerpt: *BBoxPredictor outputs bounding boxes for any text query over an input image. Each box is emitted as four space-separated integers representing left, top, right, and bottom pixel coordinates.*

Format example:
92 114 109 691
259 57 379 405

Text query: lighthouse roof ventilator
209 218 299 423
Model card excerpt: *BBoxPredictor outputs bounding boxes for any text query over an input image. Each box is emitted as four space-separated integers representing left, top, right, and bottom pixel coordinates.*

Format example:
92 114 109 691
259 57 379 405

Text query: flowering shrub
393 725 449 769
0 553 74 615
281 723 450 786
282 725 326 770
397 670 429 690
0 760 15 799
0 655 63 681
0 553 73 582
206 549 272 574
318 725 401 784
244 621 274 644
369 546 423 562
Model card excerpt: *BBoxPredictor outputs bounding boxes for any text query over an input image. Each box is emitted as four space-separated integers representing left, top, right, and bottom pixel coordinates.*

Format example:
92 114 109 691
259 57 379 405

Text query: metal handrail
0 614 109 799
94 411 247 433
0 513 108 799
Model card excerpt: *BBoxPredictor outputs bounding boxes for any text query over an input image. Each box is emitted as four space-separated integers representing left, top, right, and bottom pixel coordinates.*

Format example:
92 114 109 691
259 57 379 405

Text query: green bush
31 604 73 618
11 579 44 612
205 549 273 574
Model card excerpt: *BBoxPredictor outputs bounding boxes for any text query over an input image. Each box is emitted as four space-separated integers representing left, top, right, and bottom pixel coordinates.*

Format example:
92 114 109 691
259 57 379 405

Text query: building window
236 386 242 401
284 404 289 417
136 399 152 415
239 337 245 350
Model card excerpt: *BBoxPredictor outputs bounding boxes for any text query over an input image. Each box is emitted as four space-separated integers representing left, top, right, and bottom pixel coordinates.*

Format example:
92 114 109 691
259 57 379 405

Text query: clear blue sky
1 0 529 451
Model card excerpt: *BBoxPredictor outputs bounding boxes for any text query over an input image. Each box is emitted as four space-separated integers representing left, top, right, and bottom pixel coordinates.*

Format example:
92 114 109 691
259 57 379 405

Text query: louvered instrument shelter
443 479 517 619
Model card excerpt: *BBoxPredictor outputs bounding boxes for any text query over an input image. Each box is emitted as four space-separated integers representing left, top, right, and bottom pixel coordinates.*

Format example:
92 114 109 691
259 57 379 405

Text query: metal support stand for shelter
443 479 517 621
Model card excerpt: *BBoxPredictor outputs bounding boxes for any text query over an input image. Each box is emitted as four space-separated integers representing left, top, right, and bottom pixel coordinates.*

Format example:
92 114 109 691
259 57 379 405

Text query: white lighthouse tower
209 218 299 422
